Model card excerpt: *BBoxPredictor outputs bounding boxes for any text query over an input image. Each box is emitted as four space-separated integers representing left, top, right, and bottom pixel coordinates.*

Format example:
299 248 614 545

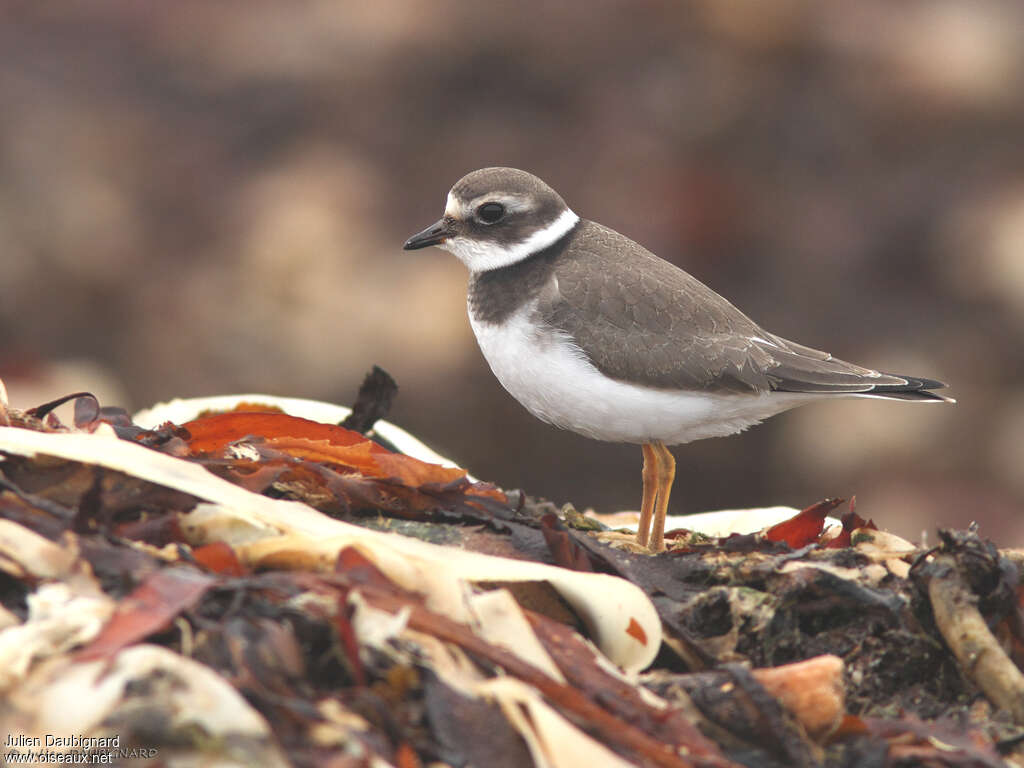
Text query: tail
759 337 954 402
852 375 954 403
750 333 954 402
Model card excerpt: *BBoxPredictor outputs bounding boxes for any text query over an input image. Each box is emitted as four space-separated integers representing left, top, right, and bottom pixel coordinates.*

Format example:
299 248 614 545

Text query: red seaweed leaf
192 541 248 577
823 505 878 549
539 513 595 572
77 567 216 660
182 411 381 456
764 498 844 549
181 410 505 505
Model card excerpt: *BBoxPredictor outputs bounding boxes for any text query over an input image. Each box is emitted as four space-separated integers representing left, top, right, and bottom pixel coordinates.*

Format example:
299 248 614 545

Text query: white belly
469 305 815 445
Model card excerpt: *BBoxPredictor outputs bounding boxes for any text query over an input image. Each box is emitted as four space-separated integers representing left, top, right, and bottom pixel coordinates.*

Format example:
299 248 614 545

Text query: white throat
441 208 580 272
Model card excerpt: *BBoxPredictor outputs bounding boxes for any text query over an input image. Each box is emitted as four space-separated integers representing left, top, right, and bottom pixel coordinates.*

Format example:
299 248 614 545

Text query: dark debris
0 390 1021 767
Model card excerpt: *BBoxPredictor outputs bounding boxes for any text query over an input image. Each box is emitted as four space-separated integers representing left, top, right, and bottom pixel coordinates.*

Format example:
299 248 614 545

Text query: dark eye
476 202 506 224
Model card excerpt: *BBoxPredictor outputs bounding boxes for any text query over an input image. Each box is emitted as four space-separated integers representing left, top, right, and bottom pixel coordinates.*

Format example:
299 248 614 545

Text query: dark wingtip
867 374 955 403
906 376 948 391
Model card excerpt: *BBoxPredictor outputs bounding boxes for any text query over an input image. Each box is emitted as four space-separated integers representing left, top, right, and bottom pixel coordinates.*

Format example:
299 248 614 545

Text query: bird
403 167 952 552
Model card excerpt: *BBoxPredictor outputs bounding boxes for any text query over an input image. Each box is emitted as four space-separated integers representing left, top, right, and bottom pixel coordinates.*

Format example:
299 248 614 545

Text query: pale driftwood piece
999 548 1024 578
751 655 845 741
927 553 1024 724
0 376 8 426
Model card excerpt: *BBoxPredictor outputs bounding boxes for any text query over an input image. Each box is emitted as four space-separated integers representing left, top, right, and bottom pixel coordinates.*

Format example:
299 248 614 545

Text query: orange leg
637 443 660 547
648 441 676 552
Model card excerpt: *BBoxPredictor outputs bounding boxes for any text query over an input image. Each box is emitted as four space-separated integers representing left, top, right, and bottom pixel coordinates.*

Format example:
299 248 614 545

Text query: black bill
403 218 452 250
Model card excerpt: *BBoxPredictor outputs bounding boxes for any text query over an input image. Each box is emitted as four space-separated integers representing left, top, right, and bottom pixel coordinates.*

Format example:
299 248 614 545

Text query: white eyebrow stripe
448 191 539 220
470 193 532 213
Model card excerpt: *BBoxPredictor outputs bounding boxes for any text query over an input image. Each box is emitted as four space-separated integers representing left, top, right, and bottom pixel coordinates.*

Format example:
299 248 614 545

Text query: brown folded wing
541 221 947 400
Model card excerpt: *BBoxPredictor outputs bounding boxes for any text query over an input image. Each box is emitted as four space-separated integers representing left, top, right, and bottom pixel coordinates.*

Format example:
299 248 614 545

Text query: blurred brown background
2 1 1022 542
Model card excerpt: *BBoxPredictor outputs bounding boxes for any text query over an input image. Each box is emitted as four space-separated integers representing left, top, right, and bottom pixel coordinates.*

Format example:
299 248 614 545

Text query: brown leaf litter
0 375 1022 767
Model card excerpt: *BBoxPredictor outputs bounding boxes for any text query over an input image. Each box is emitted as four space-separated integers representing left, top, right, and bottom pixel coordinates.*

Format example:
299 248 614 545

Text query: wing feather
540 221 949 400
